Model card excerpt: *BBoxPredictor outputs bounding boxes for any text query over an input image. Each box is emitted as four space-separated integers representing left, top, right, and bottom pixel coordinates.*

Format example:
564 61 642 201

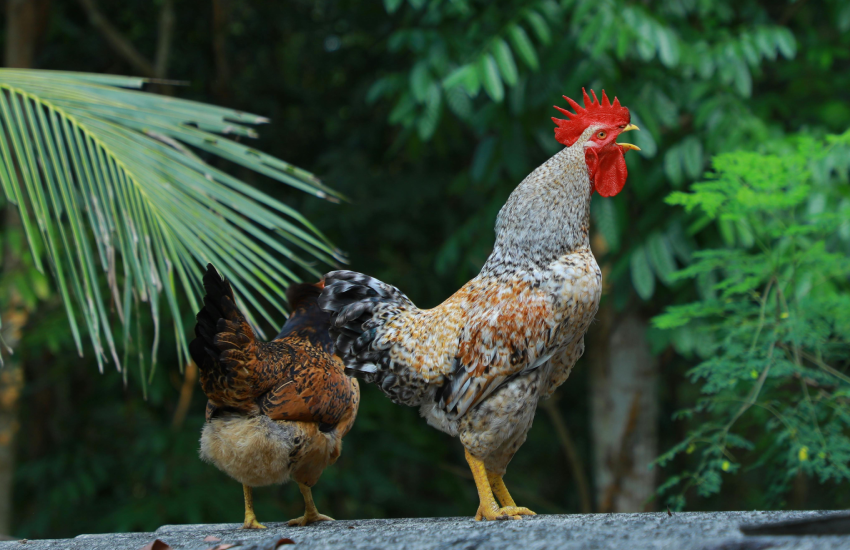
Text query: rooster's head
552 89 639 197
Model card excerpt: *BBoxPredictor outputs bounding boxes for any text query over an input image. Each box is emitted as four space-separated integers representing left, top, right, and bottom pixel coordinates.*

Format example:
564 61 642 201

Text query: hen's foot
241 485 267 529
288 513 334 526
241 516 267 529
289 482 334 527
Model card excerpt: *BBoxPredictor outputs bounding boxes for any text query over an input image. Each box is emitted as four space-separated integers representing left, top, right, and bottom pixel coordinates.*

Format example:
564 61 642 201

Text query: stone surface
3 511 850 550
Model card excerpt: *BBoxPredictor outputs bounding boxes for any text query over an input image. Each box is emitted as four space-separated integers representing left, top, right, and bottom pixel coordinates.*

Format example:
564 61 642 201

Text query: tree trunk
0 0 49 536
0 209 28 536
590 307 659 512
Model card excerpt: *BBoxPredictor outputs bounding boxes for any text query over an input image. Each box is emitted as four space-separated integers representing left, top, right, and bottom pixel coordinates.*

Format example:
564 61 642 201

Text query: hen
319 90 638 520
190 264 359 528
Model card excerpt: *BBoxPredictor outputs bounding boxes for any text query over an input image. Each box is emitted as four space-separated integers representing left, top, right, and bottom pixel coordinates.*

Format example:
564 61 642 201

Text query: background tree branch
211 0 232 104
75 0 156 77
541 397 593 513
154 0 175 79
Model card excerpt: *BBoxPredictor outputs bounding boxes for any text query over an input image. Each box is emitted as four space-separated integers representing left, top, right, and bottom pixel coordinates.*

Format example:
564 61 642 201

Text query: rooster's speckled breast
421 247 601 474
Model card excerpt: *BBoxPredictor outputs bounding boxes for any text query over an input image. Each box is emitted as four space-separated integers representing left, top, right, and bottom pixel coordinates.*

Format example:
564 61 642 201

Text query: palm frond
0 68 345 380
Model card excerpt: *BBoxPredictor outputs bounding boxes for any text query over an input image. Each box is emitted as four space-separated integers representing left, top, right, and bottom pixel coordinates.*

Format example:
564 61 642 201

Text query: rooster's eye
597 131 607 139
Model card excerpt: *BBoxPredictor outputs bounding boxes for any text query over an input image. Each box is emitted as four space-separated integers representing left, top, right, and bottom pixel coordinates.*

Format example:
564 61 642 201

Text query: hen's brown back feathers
190 265 358 433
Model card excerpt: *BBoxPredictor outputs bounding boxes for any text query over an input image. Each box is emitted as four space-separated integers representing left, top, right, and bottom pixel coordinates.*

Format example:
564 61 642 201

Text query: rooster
190 264 359 528
319 90 638 520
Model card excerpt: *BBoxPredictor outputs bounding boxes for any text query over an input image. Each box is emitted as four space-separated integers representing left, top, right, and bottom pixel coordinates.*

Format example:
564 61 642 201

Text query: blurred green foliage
654 130 850 508
4 0 850 538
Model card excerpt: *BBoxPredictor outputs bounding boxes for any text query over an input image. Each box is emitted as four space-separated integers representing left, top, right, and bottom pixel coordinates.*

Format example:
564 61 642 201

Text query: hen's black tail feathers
318 270 414 382
189 264 258 411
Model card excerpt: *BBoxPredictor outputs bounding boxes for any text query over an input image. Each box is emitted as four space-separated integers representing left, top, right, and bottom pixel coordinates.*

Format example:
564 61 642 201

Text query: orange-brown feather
190 264 358 430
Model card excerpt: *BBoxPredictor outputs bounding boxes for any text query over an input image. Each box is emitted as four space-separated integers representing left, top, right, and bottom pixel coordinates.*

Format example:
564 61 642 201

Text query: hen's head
552 89 639 197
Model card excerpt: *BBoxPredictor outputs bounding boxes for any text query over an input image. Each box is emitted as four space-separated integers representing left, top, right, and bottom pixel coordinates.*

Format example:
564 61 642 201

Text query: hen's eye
597 131 607 139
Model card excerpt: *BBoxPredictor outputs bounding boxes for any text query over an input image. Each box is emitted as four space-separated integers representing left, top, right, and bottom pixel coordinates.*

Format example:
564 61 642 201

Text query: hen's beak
617 124 640 152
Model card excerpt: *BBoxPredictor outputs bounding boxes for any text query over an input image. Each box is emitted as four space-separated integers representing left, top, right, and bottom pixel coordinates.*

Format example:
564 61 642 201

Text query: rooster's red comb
552 88 630 147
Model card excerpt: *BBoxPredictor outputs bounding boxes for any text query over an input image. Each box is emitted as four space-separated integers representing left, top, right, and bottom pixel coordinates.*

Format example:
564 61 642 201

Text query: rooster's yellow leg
288 482 335 526
241 485 267 529
465 449 535 521
485 471 536 517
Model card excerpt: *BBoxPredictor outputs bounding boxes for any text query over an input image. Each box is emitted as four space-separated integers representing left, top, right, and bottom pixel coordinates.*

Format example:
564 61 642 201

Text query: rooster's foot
475 504 536 521
465 448 537 521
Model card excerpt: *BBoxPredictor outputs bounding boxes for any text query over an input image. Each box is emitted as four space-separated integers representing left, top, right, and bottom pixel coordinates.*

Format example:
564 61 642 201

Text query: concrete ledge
3 511 850 550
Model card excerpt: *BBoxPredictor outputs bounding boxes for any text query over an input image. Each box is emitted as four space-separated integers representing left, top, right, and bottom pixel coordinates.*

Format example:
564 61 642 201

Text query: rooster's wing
323 271 574 417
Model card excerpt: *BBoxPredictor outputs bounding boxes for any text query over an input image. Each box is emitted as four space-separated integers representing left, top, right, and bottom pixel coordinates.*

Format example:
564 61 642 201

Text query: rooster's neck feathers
482 125 598 277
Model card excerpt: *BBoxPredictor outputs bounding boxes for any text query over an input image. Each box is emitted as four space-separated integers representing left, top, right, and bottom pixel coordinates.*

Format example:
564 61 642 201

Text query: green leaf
696 270 717 301
755 28 777 60
507 25 539 70
656 27 680 68
443 65 481 97
839 199 850 241
470 136 497 182
646 232 677 286
733 59 752 97
366 77 395 104
591 197 620 253
409 61 433 103
526 11 551 45
839 3 850 32
445 86 472 120
384 0 403 14
671 326 696 355
735 218 755 248
389 93 417 125
681 136 704 179
666 221 692 264
718 217 736 246
631 245 656 300
664 145 684 186
0 68 342 383
492 39 518 86
636 36 656 62
739 34 760 67
629 113 657 158
478 53 504 102
774 28 797 59
694 41 715 78
417 83 442 140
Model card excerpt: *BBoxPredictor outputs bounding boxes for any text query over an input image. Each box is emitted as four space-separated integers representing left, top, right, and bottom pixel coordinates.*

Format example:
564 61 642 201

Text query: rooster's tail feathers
318 270 414 381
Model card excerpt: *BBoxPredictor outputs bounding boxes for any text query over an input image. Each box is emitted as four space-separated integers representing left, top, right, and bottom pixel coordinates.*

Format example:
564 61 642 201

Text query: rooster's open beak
617 124 640 152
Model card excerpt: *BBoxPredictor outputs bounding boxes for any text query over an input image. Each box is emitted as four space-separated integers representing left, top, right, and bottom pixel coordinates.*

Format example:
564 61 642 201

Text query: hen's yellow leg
241 485 266 529
465 449 535 521
288 482 335 526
